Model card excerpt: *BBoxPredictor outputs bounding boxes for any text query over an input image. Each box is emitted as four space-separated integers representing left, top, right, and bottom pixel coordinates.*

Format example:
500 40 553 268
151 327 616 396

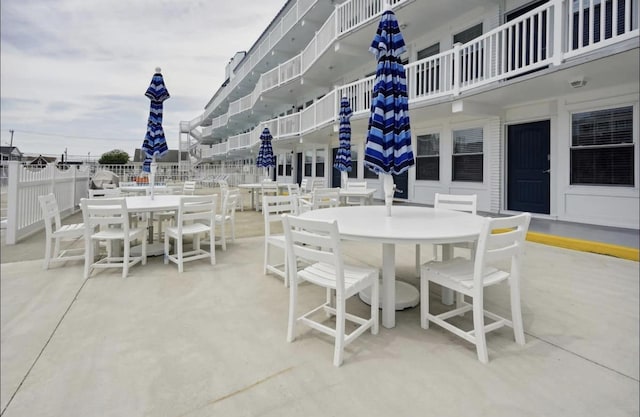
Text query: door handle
542 169 550 174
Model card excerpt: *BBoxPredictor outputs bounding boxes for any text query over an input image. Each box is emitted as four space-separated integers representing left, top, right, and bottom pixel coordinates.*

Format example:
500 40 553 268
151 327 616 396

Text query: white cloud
0 0 286 158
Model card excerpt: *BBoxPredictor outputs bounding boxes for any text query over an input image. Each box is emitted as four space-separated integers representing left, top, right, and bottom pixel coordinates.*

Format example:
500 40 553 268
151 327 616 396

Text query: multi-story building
181 0 639 229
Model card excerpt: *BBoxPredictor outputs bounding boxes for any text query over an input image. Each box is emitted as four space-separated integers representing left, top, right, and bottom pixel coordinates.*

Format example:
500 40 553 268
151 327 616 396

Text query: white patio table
124 195 186 256
119 185 180 195
338 188 376 205
300 205 484 328
238 183 289 210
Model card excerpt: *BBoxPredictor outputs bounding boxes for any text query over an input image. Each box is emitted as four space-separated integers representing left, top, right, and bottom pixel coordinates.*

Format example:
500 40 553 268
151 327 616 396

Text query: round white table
124 195 185 256
238 183 289 210
300 205 484 328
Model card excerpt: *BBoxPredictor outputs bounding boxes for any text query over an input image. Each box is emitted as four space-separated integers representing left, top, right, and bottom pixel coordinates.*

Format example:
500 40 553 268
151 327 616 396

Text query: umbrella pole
341 171 348 188
382 174 394 216
150 156 157 200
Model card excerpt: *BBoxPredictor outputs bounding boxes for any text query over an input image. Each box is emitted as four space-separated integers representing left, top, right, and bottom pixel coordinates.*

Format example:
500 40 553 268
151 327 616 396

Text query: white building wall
557 88 639 229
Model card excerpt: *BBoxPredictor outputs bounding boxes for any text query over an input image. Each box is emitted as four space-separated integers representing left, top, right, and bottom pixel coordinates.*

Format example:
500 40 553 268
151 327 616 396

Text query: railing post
552 0 565 66
6 161 19 245
452 43 462 96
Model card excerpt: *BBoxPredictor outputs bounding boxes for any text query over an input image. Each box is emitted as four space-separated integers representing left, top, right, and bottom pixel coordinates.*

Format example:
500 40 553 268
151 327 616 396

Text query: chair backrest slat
434 193 477 214
473 213 531 286
174 195 216 236
81 197 130 231
39 194 62 233
311 188 340 210
283 214 344 292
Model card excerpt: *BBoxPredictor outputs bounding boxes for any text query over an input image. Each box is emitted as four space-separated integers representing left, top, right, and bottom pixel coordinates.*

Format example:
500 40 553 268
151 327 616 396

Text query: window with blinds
452 128 483 182
348 149 358 179
570 106 634 186
315 149 326 178
416 133 440 181
304 150 313 177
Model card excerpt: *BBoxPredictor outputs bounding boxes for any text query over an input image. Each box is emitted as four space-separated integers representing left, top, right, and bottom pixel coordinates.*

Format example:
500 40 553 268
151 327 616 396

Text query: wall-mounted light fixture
569 76 587 88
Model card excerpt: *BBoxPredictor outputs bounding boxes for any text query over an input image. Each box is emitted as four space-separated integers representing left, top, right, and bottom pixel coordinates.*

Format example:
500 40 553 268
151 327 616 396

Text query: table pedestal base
132 243 166 257
358 281 419 310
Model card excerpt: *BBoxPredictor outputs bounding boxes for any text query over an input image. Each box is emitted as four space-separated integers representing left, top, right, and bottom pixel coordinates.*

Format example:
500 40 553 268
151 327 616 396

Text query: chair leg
371 279 379 335
221 224 226 251
287 276 297 343
164 234 170 264
141 235 147 265
43 236 52 270
209 230 216 265
333 295 346 367
415 244 421 276
263 242 269 275
122 239 129 278
177 237 184 273
472 298 489 364
420 275 430 329
84 237 93 279
510 278 526 345
53 237 61 261
230 219 235 242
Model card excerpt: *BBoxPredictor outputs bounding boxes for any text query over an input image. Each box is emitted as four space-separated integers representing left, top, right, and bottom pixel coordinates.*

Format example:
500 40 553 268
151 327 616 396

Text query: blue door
507 121 550 214
393 171 409 200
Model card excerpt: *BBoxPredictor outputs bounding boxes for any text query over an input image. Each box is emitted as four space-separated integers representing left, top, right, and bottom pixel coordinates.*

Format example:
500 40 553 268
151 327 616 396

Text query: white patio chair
258 181 279 211
416 193 478 273
214 189 238 251
420 212 531 363
164 195 216 273
300 178 311 193
283 214 379 367
182 180 197 195
298 187 340 213
81 197 147 279
262 195 298 286
38 193 91 270
345 181 369 206
88 188 122 198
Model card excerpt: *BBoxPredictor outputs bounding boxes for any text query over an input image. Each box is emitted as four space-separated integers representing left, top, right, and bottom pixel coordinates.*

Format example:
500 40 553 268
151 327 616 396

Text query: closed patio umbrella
142 67 170 199
364 5 415 216
256 127 275 180
333 96 353 187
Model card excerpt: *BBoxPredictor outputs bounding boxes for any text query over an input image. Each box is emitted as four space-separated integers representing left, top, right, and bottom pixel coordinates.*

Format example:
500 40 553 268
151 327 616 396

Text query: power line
1 128 141 142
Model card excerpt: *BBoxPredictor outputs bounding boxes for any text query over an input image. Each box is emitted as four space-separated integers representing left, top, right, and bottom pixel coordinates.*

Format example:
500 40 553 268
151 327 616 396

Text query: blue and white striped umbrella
364 8 414 176
142 68 170 172
256 127 275 168
333 97 353 173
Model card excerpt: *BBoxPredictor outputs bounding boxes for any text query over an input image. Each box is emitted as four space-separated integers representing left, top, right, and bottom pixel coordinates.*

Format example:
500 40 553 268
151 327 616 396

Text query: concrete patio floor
1 210 639 416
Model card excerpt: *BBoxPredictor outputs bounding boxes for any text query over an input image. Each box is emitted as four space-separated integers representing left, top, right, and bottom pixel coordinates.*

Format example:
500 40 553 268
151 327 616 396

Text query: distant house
133 149 189 163
0 146 23 161
26 155 56 167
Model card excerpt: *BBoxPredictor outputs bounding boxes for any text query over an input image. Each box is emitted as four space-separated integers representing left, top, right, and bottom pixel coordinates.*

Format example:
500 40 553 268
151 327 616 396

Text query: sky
0 0 287 160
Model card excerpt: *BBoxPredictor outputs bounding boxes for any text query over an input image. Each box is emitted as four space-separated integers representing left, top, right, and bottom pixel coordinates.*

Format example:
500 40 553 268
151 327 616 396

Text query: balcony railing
198 0 638 158
199 0 412 138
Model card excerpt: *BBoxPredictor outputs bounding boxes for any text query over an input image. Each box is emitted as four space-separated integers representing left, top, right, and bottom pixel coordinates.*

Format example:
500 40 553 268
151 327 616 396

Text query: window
570 106 634 186
304 150 313 176
452 128 483 182
285 152 292 176
453 23 483 44
348 149 358 179
416 43 441 95
315 149 326 178
454 23 484 83
416 133 440 181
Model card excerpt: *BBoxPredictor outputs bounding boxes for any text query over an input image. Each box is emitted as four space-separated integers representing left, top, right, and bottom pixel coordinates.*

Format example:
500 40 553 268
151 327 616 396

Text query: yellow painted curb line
526 231 639 262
